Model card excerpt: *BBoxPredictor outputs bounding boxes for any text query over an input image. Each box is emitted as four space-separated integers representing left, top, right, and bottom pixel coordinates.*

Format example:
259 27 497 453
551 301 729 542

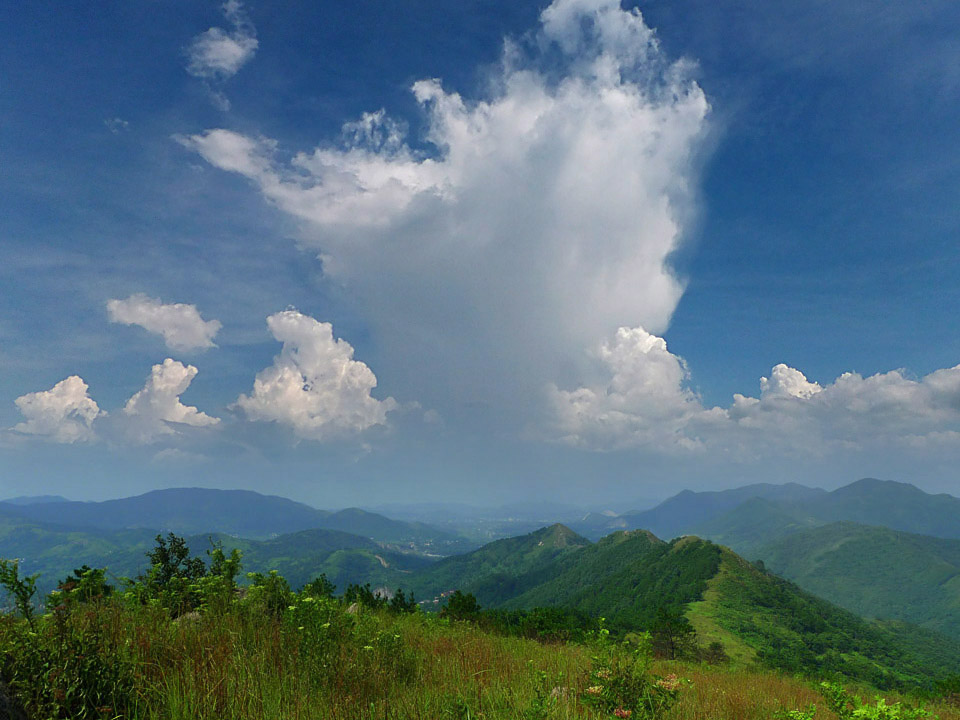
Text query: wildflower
614 709 632 718
655 673 681 692
585 685 603 695
595 669 612 679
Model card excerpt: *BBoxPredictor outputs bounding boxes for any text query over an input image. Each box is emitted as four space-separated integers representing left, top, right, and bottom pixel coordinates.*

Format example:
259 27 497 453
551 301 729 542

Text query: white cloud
236 310 397 440
179 0 709 419
12 376 103 443
107 294 221 352
186 0 257 80
121 358 220 444
551 325 960 457
104 117 129 134
548 326 720 452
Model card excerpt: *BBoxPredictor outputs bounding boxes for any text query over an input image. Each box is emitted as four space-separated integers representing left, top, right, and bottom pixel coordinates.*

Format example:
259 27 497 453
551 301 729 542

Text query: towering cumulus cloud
13 376 103 443
122 359 220 444
236 311 396 440
180 0 708 416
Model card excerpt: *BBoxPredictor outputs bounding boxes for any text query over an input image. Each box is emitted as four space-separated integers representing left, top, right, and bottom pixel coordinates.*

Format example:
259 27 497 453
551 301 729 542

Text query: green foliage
52 565 114 606
245 569 292 617
649 605 697 660
0 558 38 628
302 573 336 598
441 590 481 621
581 637 685 719
389 587 418 613
820 681 937 719
343 582 387 610
0 603 134 719
483 606 601 643
698 550 960 689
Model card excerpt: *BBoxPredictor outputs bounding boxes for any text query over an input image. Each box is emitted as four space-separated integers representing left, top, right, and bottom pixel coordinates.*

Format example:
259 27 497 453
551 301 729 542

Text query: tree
0 558 38 628
302 574 336 598
389 587 417 613
650 606 696 660
143 533 206 587
440 590 480 621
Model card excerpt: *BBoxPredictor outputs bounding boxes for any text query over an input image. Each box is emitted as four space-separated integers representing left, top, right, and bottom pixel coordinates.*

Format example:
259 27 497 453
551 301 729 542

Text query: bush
582 637 686 719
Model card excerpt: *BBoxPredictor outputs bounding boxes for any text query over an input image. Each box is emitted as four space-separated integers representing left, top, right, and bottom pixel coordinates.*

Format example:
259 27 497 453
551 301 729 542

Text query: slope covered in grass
687 547 960 689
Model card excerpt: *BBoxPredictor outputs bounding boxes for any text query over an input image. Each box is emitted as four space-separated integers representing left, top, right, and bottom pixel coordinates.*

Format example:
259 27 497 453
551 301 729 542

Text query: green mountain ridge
404 523 960 688
755 521 960 639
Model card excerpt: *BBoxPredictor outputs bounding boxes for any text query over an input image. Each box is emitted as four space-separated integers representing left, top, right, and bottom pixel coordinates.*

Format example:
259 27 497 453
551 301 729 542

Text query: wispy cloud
186 0 258 81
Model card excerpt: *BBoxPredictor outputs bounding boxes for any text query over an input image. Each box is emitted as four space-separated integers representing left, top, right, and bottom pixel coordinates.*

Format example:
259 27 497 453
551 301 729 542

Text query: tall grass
2 594 959 719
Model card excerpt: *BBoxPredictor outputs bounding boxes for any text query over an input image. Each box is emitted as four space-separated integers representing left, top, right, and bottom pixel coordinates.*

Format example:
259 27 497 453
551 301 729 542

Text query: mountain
404 524 590 604
649 478 960 545
2 495 70 506
690 496 821 557
0 507 433 596
0 488 331 539
609 482 827 541
404 526 960 688
315 508 474 554
753 521 960 640
803 478 960 538
189 528 433 593
0 488 469 552
685 545 960 689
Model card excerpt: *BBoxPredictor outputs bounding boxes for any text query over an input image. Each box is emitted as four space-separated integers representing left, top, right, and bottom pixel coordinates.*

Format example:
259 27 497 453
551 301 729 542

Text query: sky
3 0 960 508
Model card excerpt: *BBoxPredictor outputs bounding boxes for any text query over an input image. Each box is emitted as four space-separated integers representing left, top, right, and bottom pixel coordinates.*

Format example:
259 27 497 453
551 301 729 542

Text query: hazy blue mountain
0 506 433 596
615 482 827 540
315 508 475 554
624 478 960 545
0 488 331 539
2 495 70 506
689 497 821 557
0 488 469 551
802 478 960 538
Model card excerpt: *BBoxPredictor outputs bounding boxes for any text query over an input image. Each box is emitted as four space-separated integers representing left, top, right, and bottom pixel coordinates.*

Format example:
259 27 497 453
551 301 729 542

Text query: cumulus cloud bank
121 359 220 444
550 325 960 457
13 376 103 443
107 294 221 352
236 310 396 440
180 0 708 414
186 0 257 80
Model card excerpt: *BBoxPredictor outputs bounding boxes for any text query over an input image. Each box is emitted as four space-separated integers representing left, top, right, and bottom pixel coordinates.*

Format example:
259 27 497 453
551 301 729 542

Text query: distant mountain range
0 488 472 552
6 477 960 685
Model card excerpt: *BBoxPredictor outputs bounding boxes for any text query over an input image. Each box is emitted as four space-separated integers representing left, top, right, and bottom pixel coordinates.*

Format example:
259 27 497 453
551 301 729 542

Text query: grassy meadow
2 588 958 720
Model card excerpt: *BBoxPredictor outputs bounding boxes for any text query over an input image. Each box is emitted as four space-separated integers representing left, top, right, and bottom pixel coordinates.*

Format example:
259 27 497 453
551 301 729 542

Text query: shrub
0 559 38 628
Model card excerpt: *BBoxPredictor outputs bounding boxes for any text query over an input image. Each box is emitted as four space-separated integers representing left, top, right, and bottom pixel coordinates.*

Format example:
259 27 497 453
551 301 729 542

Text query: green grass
2 594 959 720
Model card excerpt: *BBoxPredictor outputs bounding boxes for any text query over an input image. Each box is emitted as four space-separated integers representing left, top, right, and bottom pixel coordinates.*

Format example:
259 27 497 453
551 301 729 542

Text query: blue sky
3 0 960 507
